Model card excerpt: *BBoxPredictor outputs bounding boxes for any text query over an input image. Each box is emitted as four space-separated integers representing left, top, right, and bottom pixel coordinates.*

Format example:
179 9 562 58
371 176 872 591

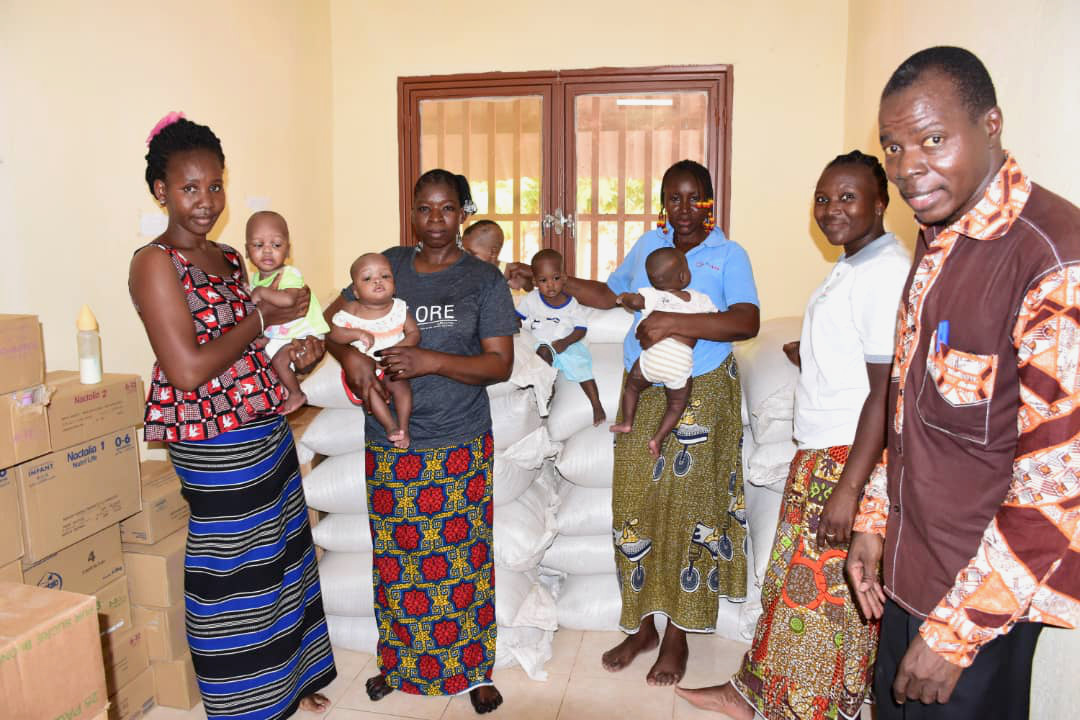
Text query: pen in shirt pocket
936 320 950 352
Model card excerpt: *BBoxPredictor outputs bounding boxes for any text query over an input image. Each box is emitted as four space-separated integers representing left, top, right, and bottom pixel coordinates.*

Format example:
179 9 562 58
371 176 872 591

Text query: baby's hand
353 329 375 352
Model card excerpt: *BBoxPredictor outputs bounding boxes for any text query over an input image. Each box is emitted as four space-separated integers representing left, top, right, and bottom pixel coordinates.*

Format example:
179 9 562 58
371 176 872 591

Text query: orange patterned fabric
852 156 1080 667
921 262 1080 666
855 155 1032 540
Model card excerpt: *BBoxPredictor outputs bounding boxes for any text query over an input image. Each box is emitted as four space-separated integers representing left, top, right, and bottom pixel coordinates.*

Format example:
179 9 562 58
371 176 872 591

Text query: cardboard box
134 602 187 662
0 467 23 565
120 461 190 545
21 523 124 594
0 385 51 470
45 371 145 450
123 529 185 608
0 582 108 720
95 573 133 635
0 559 21 583
101 625 150 697
0 315 45 395
107 667 155 720
152 653 201 710
15 427 142 562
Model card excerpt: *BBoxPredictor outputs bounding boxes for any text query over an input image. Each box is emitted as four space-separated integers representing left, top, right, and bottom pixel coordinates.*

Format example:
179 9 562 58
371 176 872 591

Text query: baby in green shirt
246 211 330 413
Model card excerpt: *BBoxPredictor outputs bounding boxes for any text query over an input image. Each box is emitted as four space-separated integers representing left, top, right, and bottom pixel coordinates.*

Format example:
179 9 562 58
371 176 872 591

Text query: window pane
598 221 618 280
420 96 543 265
573 91 708 280
575 222 593 280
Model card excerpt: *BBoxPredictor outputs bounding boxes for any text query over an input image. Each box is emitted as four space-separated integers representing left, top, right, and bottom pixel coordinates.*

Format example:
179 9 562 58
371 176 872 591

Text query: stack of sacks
543 308 631 631
731 316 801 640
299 341 562 679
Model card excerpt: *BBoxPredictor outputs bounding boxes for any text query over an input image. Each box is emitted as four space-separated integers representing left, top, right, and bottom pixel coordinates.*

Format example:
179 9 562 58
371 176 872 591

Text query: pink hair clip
146 111 186 146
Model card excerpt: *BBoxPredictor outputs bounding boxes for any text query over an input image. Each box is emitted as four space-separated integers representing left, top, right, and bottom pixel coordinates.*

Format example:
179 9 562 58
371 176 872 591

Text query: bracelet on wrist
255 306 265 334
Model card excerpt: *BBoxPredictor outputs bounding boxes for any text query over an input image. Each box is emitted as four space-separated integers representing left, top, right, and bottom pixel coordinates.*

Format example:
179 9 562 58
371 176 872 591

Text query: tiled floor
142 630 872 719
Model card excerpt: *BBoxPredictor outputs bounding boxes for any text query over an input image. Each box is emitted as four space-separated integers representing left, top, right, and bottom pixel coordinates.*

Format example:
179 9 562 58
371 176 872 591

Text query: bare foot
388 427 409 449
469 685 503 714
610 421 633 434
592 405 607 427
298 692 331 713
674 682 754 720
646 624 687 686
647 438 662 458
365 675 393 701
601 620 659 672
279 390 307 415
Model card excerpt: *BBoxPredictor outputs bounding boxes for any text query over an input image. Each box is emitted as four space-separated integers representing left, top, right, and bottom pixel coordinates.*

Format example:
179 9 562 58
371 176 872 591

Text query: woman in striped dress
129 113 336 718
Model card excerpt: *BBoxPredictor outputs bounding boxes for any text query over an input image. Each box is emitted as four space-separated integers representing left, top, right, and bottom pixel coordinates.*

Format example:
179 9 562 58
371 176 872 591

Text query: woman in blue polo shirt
510 159 759 686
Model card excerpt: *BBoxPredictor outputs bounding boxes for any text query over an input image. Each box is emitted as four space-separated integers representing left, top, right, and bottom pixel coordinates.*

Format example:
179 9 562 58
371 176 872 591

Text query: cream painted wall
844 0 1080 243
329 0 853 321
0 1 333 387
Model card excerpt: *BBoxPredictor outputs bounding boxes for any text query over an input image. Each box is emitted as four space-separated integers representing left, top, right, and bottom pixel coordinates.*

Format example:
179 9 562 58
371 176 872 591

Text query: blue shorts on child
537 340 594 383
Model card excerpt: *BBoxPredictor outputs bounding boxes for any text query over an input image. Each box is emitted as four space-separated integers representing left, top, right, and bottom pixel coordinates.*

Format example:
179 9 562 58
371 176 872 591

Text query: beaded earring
415 240 424 253
657 207 668 234
696 199 716 232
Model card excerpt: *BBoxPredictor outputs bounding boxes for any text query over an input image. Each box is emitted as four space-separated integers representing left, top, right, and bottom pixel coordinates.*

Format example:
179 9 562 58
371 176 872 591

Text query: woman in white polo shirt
677 151 910 720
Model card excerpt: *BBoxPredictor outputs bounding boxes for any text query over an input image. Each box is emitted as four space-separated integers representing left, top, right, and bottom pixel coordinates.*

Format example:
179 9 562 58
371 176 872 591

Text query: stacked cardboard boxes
122 459 201 709
0 582 110 720
124 521 201 709
0 317 160 720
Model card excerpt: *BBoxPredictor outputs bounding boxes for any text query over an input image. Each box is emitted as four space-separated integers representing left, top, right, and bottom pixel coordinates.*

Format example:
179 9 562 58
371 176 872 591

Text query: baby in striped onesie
610 247 717 457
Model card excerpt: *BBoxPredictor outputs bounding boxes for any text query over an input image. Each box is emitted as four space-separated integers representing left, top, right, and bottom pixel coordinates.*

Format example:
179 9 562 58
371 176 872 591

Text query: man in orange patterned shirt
846 46 1080 719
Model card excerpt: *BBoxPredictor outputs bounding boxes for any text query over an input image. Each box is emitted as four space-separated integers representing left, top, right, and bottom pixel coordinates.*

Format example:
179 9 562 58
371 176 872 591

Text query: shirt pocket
915 328 998 445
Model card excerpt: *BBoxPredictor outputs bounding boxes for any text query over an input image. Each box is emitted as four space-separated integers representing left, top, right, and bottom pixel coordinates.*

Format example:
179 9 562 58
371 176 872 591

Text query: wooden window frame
396 65 733 271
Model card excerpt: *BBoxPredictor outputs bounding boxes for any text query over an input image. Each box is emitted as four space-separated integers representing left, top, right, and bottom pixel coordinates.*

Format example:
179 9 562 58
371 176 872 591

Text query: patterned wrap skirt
168 414 337 720
612 355 747 633
733 446 880 720
365 431 497 695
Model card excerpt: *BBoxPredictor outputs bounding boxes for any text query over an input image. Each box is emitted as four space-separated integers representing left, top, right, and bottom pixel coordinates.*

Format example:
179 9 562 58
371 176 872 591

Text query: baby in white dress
330 253 420 448
610 247 717 457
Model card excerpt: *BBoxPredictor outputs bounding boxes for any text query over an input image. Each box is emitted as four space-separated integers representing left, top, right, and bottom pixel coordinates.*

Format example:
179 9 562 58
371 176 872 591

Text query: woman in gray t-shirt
324 170 517 715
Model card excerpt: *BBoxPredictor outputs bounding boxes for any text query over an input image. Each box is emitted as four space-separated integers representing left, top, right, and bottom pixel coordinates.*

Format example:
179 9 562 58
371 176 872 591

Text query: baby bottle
77 304 103 384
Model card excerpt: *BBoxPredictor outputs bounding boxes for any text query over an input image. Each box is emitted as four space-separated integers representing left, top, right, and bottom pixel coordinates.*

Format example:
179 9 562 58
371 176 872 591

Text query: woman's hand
816 484 860 550
377 346 440 381
616 292 645 312
287 337 325 375
504 262 533 291
634 311 677 350
783 340 802 369
340 345 388 404
256 286 311 327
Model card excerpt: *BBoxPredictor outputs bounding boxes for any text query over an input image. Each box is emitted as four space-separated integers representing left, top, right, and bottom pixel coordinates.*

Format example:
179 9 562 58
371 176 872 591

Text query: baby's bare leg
365 380 403 445
384 376 413 448
648 378 693 458
580 379 606 426
271 349 307 414
610 360 650 434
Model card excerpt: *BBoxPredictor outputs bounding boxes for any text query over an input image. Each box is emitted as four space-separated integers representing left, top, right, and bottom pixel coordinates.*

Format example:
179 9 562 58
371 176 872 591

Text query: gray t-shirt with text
342 246 518 449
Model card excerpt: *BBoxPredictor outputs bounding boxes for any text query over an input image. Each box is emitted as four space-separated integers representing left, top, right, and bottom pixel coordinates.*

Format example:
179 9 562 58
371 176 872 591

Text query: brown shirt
854 155 1080 666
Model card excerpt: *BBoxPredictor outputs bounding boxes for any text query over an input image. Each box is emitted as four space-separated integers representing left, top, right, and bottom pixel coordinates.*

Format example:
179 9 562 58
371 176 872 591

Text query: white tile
545 630 583 675
442 670 569 720
558 674 674 720
337 675 450 720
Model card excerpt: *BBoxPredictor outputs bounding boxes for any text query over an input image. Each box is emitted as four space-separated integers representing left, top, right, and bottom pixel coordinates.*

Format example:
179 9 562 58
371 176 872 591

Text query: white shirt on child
516 290 587 345
793 232 910 449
